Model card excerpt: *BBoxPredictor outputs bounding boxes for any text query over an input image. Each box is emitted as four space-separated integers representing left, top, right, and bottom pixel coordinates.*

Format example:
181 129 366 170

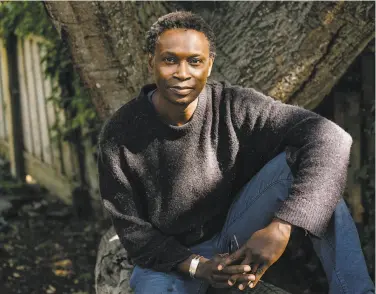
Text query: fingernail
228 279 234 286
244 265 251 272
248 275 255 280
217 265 223 271
249 283 254 288
238 284 244 290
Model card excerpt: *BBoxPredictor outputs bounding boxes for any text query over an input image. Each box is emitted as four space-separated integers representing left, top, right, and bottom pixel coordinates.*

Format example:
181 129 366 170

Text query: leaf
46 285 56 294
53 269 72 277
53 259 72 268
13 272 20 278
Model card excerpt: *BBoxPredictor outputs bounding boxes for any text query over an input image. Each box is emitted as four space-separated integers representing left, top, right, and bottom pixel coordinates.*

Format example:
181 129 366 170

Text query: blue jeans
130 153 374 294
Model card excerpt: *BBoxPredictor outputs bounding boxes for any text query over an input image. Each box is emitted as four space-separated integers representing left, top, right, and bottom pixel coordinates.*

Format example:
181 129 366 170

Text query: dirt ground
0 162 109 294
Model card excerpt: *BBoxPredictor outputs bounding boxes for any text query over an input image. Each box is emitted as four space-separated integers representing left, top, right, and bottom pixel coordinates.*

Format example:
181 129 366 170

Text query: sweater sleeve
231 87 352 237
98 138 192 272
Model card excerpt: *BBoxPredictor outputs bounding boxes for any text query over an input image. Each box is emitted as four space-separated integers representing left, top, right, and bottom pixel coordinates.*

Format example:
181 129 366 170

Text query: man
98 11 374 294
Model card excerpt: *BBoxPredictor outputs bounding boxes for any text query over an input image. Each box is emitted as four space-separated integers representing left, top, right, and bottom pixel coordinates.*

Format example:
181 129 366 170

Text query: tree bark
44 2 375 293
44 1 375 119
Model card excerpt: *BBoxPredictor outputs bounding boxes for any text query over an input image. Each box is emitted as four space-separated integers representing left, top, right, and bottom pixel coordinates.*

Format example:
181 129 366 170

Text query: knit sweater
98 80 352 272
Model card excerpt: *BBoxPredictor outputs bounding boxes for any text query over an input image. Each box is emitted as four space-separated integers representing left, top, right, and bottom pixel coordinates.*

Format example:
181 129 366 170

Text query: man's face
149 29 214 106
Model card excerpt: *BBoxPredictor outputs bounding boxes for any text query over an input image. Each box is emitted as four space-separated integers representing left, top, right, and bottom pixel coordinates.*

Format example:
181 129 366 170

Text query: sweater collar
139 83 208 134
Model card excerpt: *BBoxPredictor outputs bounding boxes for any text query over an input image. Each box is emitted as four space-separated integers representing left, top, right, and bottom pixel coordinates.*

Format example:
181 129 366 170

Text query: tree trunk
43 2 374 293
44 1 374 119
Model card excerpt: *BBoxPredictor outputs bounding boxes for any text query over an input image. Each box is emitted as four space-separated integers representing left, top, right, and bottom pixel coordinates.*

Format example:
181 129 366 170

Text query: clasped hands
195 218 292 290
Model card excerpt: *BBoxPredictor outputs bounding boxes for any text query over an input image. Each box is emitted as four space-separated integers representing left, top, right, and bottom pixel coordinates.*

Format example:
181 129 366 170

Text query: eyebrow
161 51 205 58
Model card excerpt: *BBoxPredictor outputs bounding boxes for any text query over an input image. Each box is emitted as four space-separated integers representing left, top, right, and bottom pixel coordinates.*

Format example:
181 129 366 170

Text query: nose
174 61 190 81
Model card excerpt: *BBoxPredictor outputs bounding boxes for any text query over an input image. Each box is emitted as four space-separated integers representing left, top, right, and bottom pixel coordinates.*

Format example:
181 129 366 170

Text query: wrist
271 218 292 237
194 257 209 280
176 254 197 275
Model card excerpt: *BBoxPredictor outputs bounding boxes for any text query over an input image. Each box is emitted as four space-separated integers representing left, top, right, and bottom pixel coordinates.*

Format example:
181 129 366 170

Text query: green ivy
0 1 100 143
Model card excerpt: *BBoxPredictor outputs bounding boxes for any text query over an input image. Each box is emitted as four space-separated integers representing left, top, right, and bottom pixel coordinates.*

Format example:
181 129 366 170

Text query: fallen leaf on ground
46 285 56 293
53 269 72 277
53 259 72 268
13 272 20 278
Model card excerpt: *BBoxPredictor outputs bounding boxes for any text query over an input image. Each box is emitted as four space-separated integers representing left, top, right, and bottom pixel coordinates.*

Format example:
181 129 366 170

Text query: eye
163 57 177 64
189 57 203 65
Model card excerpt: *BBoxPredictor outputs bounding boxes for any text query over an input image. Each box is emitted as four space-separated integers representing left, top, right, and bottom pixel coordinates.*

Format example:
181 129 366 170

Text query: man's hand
217 218 292 290
195 254 255 288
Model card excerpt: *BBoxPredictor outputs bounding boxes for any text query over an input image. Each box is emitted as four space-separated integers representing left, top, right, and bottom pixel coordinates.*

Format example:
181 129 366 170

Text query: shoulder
207 80 275 113
99 85 153 148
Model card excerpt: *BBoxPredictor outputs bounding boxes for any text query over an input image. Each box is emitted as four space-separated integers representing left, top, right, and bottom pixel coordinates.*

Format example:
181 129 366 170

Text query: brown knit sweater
98 80 352 272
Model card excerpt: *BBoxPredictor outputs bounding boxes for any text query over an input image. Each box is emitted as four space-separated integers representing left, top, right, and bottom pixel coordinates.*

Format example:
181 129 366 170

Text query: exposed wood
23 151 73 203
31 40 53 165
17 39 33 154
2 34 25 180
42 72 57 169
0 39 6 141
24 38 43 159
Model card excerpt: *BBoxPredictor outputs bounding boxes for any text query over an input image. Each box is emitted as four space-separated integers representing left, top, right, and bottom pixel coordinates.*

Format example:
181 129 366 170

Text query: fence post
3 34 25 180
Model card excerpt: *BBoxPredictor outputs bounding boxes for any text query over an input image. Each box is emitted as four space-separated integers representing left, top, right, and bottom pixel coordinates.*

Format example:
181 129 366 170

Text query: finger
219 264 251 275
250 264 268 288
250 263 259 275
211 274 231 282
217 248 245 271
237 263 259 291
240 255 252 268
227 273 255 286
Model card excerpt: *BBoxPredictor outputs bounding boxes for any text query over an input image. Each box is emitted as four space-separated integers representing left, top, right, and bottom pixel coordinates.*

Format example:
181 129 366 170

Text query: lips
169 86 194 95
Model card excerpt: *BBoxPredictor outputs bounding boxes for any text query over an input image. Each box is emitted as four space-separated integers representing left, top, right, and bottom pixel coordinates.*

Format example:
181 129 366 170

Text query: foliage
0 1 100 143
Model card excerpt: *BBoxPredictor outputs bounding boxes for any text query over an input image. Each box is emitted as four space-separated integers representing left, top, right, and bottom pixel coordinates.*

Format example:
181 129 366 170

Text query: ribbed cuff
275 198 340 238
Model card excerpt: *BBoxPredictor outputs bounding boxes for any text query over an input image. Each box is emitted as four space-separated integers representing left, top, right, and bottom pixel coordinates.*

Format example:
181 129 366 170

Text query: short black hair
145 11 216 58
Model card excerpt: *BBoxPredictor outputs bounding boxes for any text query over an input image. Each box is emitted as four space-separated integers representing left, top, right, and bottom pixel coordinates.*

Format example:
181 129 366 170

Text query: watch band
189 255 202 278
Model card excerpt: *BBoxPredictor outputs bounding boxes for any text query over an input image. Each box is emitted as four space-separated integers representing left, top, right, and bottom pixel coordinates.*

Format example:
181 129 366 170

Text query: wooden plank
50 79 66 175
2 35 25 179
0 140 9 159
58 108 76 179
23 38 42 159
23 151 73 204
0 39 5 140
0 41 13 161
43 77 57 168
17 39 33 154
31 40 52 165
83 135 100 200
40 44 61 171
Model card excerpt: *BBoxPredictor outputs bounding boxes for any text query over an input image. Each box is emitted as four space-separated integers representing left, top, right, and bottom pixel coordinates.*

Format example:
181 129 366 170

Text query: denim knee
267 152 293 181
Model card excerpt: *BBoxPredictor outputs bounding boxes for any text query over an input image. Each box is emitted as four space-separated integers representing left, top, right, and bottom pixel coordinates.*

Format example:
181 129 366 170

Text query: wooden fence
0 39 10 155
0 36 99 206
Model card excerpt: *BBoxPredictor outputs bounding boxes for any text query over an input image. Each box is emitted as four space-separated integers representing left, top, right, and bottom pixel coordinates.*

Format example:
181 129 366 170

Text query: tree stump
95 227 291 294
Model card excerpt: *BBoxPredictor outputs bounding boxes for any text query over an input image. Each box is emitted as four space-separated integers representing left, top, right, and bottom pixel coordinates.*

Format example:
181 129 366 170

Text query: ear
207 57 214 77
148 54 154 73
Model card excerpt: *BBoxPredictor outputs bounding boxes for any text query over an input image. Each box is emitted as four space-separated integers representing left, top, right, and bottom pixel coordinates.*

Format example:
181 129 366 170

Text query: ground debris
0 172 108 294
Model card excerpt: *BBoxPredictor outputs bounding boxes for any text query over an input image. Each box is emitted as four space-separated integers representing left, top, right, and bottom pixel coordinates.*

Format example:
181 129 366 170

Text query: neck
152 90 199 126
